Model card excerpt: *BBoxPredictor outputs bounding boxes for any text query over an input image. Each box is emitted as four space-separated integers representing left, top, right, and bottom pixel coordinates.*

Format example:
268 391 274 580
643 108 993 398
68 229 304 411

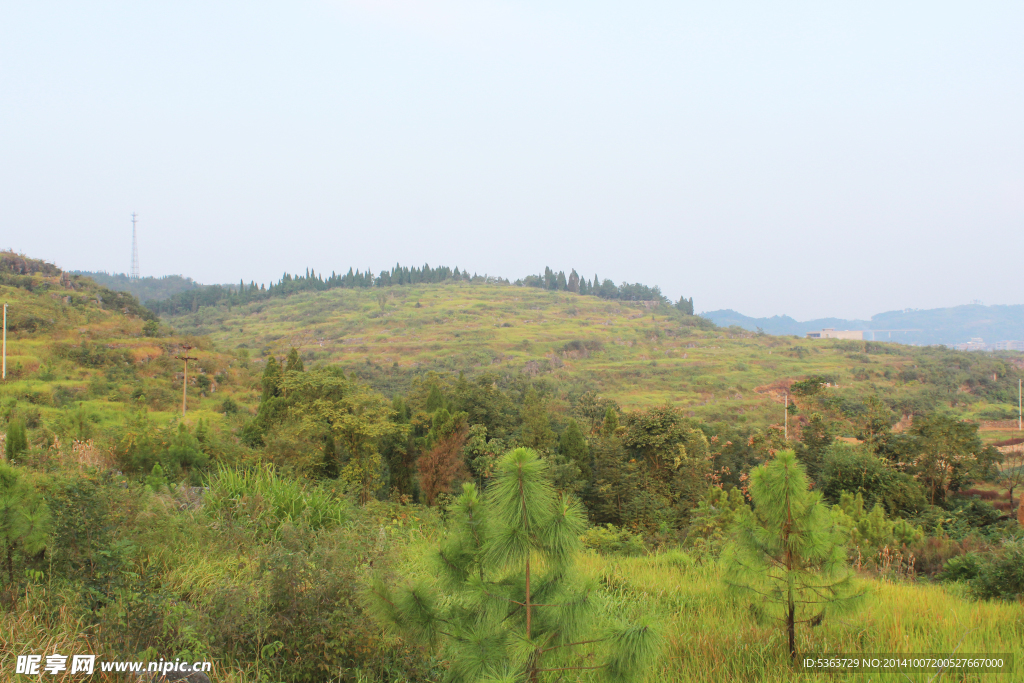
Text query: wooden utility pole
2 302 6 380
175 344 198 416
784 392 788 439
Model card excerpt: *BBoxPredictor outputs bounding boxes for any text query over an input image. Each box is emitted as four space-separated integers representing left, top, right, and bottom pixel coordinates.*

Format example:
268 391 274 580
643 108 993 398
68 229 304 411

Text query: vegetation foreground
0 251 1022 682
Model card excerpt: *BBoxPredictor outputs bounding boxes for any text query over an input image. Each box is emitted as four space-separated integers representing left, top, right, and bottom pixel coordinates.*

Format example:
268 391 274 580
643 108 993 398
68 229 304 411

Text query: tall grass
205 463 348 533
579 553 1024 683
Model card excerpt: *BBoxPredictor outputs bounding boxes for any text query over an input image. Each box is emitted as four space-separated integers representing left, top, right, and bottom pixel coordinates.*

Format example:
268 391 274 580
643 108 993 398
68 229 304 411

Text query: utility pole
2 303 6 380
784 392 788 439
130 212 140 281
175 344 198 416
1019 378 1021 432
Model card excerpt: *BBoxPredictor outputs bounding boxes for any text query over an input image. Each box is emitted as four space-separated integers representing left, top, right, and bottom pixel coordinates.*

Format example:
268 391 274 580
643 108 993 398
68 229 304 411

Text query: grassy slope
0 271 251 440
585 554 1022 683
387 529 1023 683
162 282 1022 436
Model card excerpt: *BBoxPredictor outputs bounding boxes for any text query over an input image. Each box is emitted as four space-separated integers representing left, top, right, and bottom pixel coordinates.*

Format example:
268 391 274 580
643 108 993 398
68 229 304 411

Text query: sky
2 2 1022 320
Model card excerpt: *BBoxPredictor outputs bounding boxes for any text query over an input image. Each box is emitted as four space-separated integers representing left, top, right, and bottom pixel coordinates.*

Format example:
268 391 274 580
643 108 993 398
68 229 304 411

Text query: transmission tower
130 212 140 280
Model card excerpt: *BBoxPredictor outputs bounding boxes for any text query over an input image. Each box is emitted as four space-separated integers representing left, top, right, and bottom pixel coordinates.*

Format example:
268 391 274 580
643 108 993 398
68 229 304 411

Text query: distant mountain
702 304 1024 347
73 271 202 302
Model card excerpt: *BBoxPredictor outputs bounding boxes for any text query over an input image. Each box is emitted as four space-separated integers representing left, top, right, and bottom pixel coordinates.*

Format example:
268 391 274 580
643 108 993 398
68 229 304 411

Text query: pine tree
368 448 660 682
418 409 470 506
0 462 51 592
4 420 28 460
723 450 864 660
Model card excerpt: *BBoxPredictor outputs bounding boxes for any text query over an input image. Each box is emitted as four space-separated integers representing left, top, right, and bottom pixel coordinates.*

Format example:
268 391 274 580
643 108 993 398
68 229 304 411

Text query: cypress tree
261 356 283 402
425 385 446 413
368 448 661 682
519 387 555 450
601 407 619 437
285 347 304 373
723 450 864 660
568 269 580 293
559 418 591 480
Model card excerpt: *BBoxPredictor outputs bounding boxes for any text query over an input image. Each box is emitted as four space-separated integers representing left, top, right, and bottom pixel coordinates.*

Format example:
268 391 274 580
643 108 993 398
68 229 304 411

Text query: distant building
991 340 1024 351
955 338 989 351
806 328 863 340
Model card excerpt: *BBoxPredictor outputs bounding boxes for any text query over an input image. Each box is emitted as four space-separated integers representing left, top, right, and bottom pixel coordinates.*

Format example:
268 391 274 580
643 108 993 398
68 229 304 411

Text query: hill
704 304 1024 347
159 281 1024 431
1 252 252 439
72 270 202 302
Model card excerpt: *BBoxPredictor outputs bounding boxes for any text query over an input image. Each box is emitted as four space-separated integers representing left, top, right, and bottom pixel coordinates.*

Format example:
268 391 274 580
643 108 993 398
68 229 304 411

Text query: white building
806 328 864 340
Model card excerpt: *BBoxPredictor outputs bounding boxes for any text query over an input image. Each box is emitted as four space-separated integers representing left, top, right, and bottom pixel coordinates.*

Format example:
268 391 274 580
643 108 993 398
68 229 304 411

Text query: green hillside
0 251 253 445
161 281 1024 431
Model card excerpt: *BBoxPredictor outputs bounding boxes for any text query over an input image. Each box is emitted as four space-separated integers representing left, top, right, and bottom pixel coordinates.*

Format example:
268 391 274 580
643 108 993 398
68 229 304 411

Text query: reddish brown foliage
417 428 469 506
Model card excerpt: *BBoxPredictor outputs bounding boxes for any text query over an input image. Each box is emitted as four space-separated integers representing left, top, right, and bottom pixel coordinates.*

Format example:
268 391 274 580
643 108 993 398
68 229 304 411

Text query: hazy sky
2 2 1022 320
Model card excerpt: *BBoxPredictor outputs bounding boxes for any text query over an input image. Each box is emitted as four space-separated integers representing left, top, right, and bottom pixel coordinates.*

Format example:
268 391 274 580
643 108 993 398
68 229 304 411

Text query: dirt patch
754 379 794 404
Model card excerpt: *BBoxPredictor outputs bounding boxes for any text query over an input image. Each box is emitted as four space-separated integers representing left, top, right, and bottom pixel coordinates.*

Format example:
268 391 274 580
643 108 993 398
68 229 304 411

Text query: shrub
938 553 984 582
832 492 924 554
145 463 169 492
581 524 647 556
818 443 927 514
971 539 1024 601
684 486 749 558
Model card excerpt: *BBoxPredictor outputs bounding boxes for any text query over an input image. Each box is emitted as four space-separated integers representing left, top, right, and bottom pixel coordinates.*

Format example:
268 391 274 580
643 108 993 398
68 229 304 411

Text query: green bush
581 523 647 556
832 492 924 553
818 443 927 514
971 540 1024 601
220 396 239 414
164 423 208 475
684 486 749 558
145 463 169 492
938 553 983 582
